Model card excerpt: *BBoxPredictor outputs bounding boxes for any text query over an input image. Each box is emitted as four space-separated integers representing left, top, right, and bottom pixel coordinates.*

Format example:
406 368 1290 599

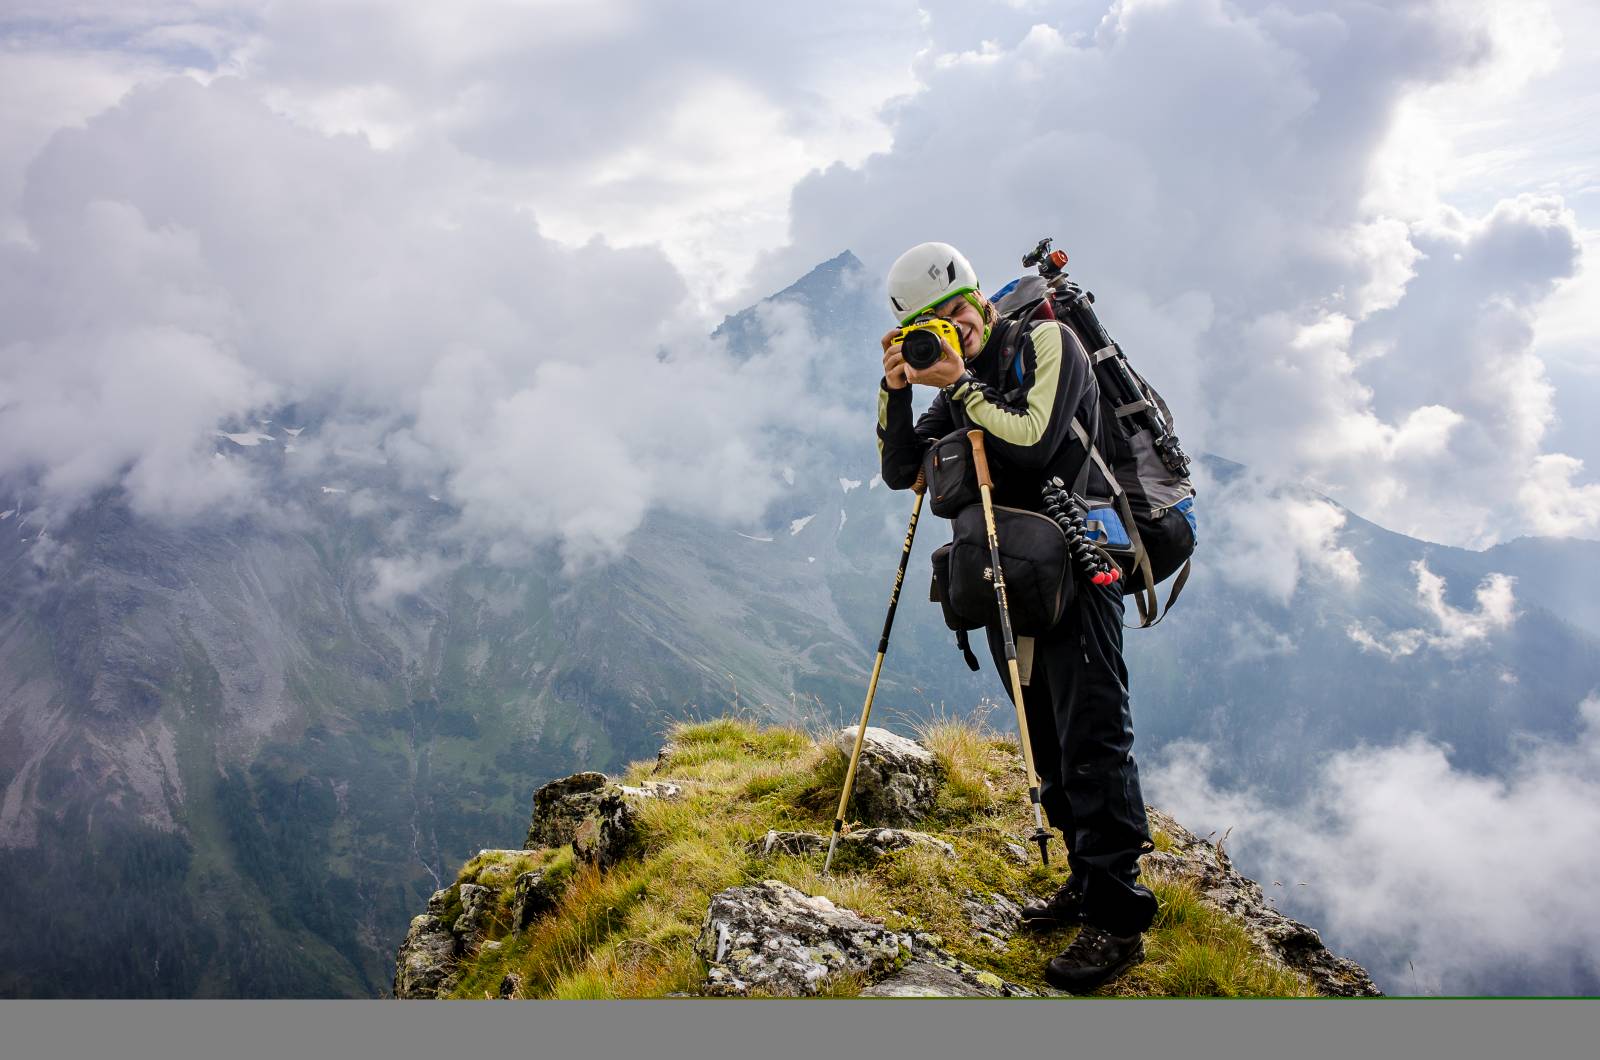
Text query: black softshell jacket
876 318 1105 509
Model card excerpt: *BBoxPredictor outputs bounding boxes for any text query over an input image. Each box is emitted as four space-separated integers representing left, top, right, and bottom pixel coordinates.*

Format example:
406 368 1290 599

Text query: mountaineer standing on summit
875 241 1159 994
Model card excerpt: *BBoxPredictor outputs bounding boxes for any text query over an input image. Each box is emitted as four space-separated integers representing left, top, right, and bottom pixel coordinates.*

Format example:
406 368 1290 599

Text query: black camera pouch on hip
929 503 1072 638
922 429 981 518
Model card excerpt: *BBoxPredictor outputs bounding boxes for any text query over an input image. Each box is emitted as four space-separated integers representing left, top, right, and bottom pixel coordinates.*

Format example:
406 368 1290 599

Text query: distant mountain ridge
2 250 1596 996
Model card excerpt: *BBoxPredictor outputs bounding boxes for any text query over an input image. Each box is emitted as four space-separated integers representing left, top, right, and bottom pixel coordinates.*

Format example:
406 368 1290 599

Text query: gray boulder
746 828 954 862
511 869 565 931
832 727 943 826
498 972 523 999
695 880 1032 998
652 740 679 774
525 772 610 848
696 880 905 996
1141 808 1382 997
961 891 1023 953
572 788 640 870
393 914 457 999
453 883 494 942
863 941 1035 998
619 780 683 800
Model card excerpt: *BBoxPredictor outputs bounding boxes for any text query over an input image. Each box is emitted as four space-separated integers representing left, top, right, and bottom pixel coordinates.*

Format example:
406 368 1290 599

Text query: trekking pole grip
913 468 927 495
967 430 993 489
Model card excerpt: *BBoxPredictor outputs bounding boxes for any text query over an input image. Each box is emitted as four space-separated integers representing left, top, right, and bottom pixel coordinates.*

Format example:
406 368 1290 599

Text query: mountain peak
393 715 1379 999
713 250 871 355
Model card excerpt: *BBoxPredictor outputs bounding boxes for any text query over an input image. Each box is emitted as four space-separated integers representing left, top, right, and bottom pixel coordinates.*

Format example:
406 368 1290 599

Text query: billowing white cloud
0 77 849 563
1204 467 1361 605
1 0 1597 583
1148 693 1600 994
1347 559 1518 658
754 0 1595 593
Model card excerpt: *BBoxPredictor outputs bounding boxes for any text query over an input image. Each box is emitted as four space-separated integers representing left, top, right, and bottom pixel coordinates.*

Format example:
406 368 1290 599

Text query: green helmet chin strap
961 291 992 353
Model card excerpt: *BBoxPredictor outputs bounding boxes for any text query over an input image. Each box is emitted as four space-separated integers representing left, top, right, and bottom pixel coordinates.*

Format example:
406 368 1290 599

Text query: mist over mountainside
2 252 1596 997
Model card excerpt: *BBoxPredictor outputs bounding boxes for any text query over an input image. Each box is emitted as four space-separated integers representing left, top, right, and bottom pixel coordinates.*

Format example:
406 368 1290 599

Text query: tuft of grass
914 708 1001 821
441 712 1319 999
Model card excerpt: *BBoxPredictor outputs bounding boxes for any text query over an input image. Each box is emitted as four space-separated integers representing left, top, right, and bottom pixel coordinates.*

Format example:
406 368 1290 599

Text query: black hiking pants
984 577 1159 938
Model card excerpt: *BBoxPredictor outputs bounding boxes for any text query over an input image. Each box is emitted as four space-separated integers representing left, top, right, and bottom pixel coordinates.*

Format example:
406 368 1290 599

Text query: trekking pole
968 430 1052 865
824 469 927 878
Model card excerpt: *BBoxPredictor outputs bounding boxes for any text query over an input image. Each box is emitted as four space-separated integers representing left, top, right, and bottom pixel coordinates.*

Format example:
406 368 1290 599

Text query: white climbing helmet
886 241 982 326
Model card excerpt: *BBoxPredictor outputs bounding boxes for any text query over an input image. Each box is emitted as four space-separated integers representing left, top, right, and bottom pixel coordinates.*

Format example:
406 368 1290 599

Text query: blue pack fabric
1175 495 1197 544
1084 505 1132 550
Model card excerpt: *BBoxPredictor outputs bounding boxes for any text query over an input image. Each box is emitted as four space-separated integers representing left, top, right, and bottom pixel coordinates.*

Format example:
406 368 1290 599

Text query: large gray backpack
991 271 1197 627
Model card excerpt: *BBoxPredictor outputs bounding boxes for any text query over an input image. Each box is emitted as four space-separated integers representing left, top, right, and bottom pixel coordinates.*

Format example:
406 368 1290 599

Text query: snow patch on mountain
218 431 274 447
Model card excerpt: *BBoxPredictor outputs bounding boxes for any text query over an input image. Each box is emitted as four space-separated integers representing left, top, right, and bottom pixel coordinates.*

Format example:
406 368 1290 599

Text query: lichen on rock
746 827 954 862
695 880 1032 998
525 772 611 849
393 914 458 999
1141 808 1382 997
831 727 943 827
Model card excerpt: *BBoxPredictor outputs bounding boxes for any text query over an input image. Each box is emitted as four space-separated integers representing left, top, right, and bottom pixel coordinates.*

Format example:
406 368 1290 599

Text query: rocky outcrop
393 914 457 999
525 772 611 848
863 947 1034 998
1142 808 1382 997
526 770 677 864
832 727 943 826
746 827 954 861
572 788 641 870
695 880 1032 998
454 884 495 941
510 869 563 932
620 780 683 800
397 733 1380 1001
960 891 1023 953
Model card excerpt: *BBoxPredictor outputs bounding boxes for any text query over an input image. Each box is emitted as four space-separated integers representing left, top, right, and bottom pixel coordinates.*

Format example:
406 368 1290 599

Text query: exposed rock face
453 884 494 943
652 741 679 774
747 827 955 862
1142 808 1382 997
619 780 683 800
525 772 611 848
393 914 457 999
832 727 943 826
498 972 523 999
695 880 1031 998
697 880 904 996
863 943 1034 998
960 891 1022 953
571 789 641 870
511 869 563 932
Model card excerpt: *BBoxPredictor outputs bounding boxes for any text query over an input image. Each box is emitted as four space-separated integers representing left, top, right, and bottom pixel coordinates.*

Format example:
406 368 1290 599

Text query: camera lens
902 328 942 371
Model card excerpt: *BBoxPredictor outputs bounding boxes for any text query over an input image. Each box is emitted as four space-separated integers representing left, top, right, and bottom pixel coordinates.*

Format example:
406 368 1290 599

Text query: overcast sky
1 0 1597 565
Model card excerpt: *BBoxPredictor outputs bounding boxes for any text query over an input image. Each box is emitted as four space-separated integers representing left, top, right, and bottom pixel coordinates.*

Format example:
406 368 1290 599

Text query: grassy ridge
433 715 1313 998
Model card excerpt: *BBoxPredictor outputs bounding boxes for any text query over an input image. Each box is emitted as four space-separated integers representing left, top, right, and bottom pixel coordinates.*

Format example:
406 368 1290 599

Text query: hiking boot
1044 926 1146 994
1019 882 1087 932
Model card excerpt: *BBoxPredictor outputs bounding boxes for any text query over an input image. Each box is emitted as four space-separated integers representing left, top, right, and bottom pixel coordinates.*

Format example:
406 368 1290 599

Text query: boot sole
1043 941 1146 994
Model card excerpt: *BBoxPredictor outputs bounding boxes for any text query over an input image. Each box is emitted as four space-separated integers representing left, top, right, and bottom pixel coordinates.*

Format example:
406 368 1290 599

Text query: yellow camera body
899 316 962 371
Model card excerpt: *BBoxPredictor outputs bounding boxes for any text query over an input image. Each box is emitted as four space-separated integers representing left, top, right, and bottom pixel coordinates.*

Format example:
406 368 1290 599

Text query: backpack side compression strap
1068 418 1160 627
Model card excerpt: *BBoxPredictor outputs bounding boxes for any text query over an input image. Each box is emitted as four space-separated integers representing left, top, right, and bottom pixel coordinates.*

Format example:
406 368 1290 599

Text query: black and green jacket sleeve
877 379 956 490
945 320 1093 470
